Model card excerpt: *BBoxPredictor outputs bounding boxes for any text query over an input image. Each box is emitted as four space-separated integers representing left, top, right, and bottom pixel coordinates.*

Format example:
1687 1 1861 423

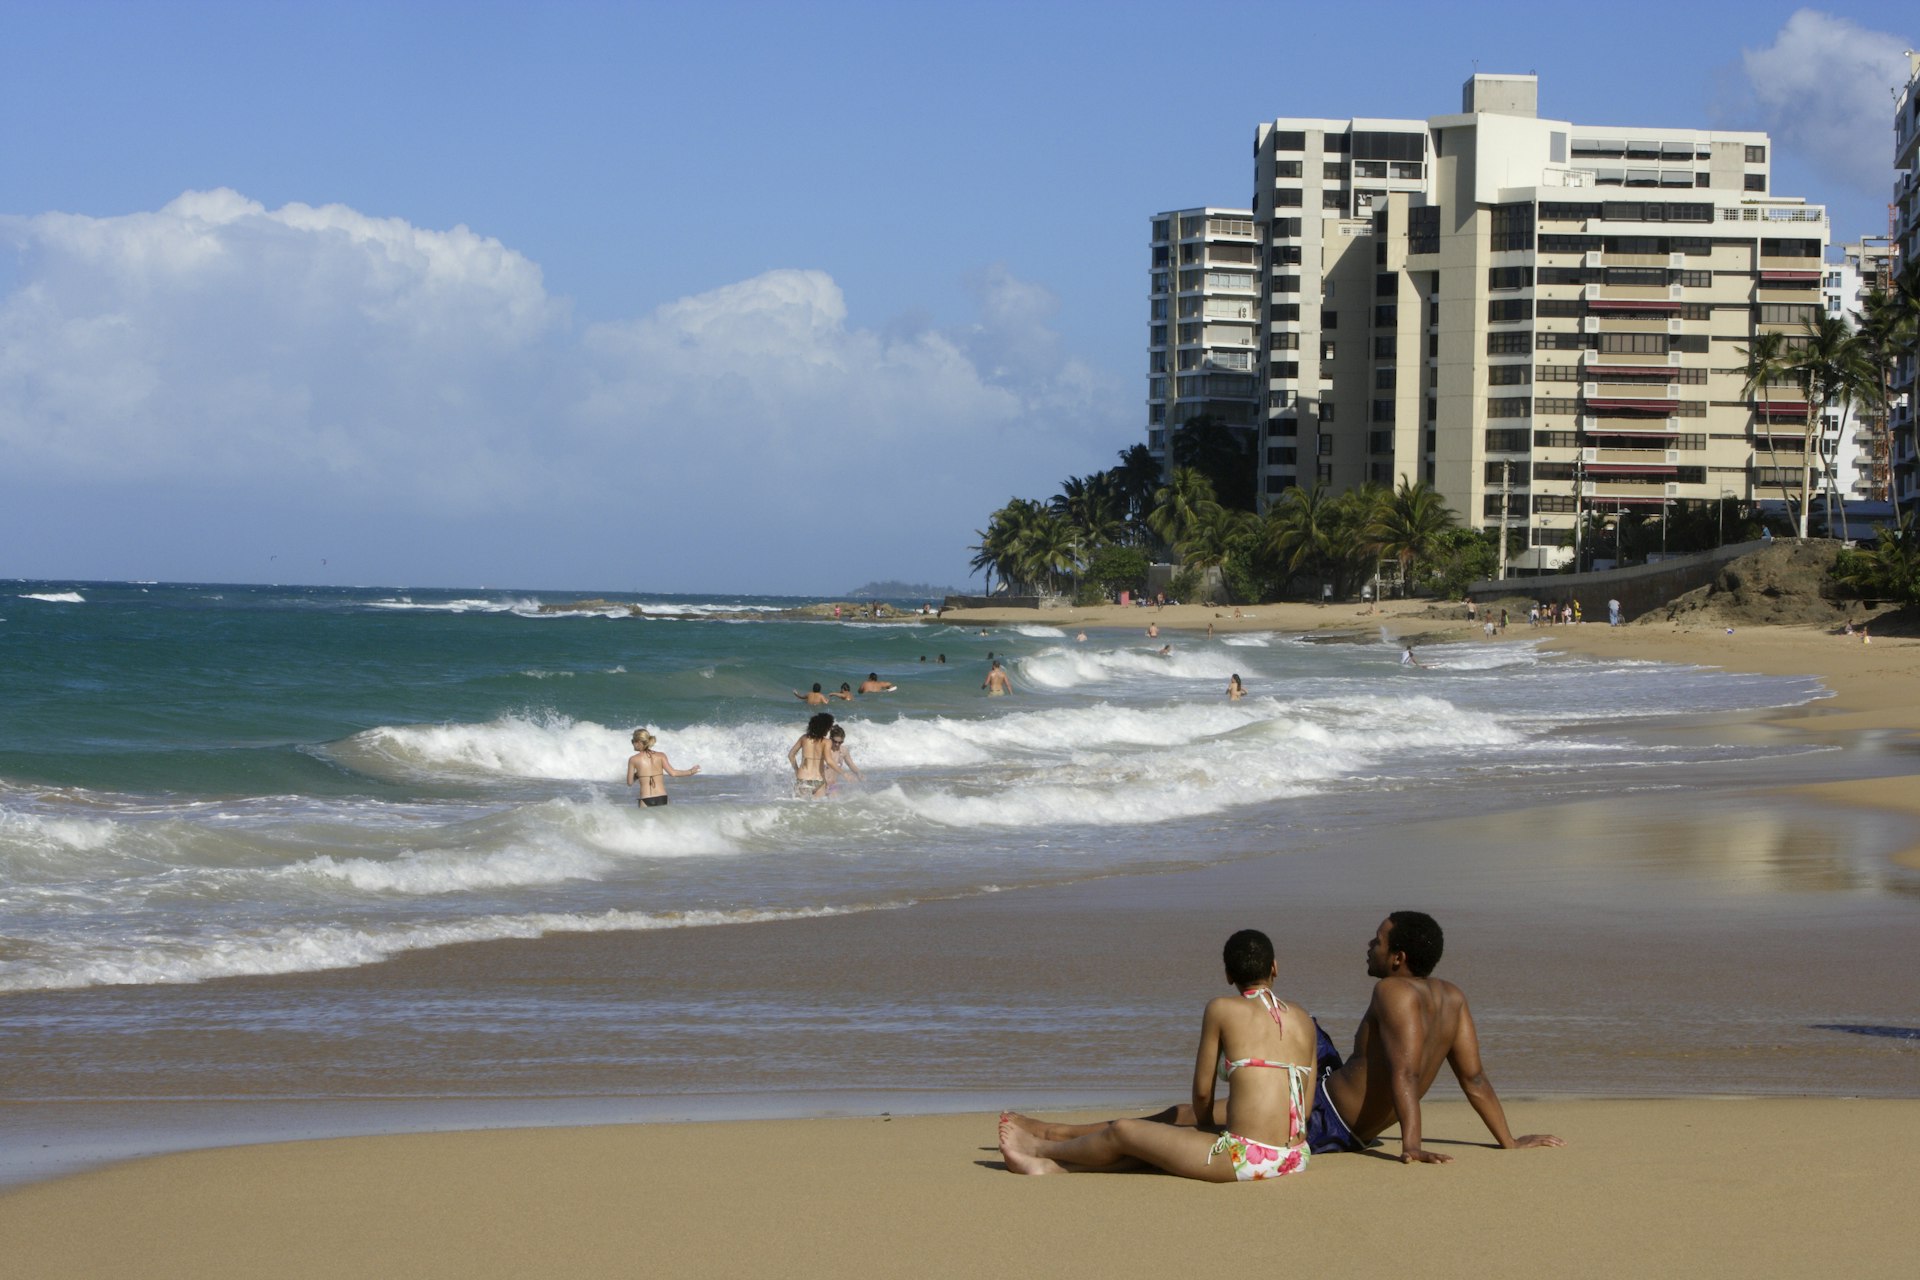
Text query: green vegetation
1833 513 1920 605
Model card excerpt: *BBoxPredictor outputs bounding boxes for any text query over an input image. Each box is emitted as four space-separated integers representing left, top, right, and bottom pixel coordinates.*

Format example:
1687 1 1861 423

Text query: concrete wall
1467 538 1770 620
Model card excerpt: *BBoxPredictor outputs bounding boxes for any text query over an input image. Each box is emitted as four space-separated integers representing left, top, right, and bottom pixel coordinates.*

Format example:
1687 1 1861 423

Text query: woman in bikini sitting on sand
626 729 700 808
998 929 1315 1182
786 712 840 798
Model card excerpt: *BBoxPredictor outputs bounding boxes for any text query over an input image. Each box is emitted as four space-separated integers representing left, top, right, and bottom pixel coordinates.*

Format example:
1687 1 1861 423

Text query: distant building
1823 238 1896 501
1146 208 1261 474
1892 52 1920 508
1242 73 1828 570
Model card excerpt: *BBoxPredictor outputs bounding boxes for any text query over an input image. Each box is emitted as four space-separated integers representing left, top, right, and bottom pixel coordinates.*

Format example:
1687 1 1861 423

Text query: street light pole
1497 461 1510 581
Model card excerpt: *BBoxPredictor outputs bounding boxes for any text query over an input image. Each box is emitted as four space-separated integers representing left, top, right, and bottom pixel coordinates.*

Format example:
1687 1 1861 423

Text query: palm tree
1737 332 1800 523
1148 467 1221 554
1110 444 1164 545
1782 315 1877 538
1859 287 1914 524
1368 478 1458 596
1014 509 1081 596
1323 486 1387 598
1177 507 1255 602
1051 473 1126 551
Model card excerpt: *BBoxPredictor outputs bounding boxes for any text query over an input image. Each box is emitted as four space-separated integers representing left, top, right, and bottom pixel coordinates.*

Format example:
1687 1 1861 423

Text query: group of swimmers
997 912 1563 1180
786 711 861 797
794 674 896 704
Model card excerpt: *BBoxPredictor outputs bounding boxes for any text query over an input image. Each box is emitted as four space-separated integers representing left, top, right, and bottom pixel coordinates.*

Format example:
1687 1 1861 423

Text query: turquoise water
1 579 1833 995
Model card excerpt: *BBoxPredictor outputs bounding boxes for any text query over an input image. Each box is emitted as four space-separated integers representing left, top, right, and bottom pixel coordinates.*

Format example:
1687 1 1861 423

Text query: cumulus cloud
1727 9 1913 193
0 190 1124 587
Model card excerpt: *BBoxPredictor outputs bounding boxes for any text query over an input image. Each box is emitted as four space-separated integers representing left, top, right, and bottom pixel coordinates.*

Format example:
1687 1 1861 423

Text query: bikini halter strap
1240 985 1286 1029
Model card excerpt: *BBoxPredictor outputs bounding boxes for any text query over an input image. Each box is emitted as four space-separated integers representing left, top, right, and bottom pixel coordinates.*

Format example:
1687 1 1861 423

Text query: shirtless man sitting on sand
1005 911 1561 1164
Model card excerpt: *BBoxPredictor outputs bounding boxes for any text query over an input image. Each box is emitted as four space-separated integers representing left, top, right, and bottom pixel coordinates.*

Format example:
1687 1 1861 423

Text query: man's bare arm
1372 982 1447 1164
1447 999 1564 1150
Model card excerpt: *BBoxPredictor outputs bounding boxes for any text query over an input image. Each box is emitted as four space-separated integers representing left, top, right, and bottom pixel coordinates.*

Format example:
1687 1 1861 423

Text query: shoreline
5 605 1916 1265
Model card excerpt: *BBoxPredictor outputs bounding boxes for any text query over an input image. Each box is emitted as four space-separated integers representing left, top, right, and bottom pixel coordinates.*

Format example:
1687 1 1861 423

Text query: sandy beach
4 602 1916 1275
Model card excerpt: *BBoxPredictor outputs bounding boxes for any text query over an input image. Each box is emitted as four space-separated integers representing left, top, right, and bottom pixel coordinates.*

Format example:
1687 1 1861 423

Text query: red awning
1758 270 1821 282
1586 399 1678 411
1586 298 1683 311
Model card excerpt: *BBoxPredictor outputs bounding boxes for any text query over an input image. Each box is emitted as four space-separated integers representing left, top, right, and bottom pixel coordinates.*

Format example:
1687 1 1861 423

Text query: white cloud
0 190 1126 587
1732 9 1913 193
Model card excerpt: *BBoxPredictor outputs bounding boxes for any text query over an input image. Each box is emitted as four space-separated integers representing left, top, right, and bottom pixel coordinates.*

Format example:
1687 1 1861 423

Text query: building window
1408 207 1439 255
1371 400 1395 423
1745 144 1766 163
1272 276 1301 294
1487 398 1532 419
1598 332 1668 354
1321 340 1337 360
1534 397 1578 415
1270 303 1300 322
1276 160 1303 178
1375 368 1397 390
1374 304 1398 326
1487 331 1532 354
1317 435 1334 455
1318 402 1336 421
1269 361 1299 378
1374 335 1397 358
1758 303 1819 326
1488 266 1533 290
1273 130 1305 152
1323 190 1347 210
1270 217 1302 237
1267 446 1297 465
1324 162 1344 180
1487 299 1531 323
1744 173 1766 192
1488 364 1532 385
1322 310 1338 329
1276 188 1303 207
1491 202 1535 252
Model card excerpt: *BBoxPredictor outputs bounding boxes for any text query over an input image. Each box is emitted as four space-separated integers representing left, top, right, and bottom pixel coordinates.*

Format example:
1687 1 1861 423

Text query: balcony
1581 447 1681 470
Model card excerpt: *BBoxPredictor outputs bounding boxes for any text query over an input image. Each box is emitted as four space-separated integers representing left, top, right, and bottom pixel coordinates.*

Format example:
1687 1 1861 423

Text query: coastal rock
1643 540 1849 627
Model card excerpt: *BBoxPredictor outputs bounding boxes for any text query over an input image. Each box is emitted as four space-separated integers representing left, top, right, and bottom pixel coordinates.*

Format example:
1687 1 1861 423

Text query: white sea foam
1018 644 1241 689
0 902 897 992
1008 623 1067 638
364 596 538 614
19 592 84 603
1222 634 1272 647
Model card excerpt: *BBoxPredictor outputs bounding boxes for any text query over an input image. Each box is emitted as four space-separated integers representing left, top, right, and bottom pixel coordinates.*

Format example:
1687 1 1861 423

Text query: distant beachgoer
979 628 990 636
1499 608 1509 632
626 729 700 808
832 682 855 701
1572 600 1582 625
1465 598 1477 623
998 929 1316 1181
1401 646 1421 668
826 725 862 784
794 683 831 706
1843 621 1854 637
1227 674 1245 701
920 655 928 662
1158 644 1172 657
937 654 946 664
833 604 842 619
1207 621 1215 637
858 673 896 693
1862 625 1871 645
1528 604 1539 627
983 658 1013 696
1483 620 1496 638
1608 598 1622 627
1232 607 1244 619
1146 622 1159 639
787 712 839 797
1075 631 1088 643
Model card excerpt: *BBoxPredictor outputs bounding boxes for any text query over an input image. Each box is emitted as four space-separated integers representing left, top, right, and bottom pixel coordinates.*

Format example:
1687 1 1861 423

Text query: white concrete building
1146 208 1261 472
1247 74 1828 569
1823 238 1896 501
1892 52 1920 508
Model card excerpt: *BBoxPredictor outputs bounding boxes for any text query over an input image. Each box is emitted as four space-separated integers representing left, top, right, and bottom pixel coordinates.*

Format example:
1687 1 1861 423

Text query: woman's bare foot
999 1111 1057 1140
998 1117 1066 1174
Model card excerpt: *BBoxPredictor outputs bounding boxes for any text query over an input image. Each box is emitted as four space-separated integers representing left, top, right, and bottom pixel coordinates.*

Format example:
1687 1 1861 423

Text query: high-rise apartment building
1892 52 1920 508
1823 238 1896 501
1146 209 1261 471
1242 74 1828 569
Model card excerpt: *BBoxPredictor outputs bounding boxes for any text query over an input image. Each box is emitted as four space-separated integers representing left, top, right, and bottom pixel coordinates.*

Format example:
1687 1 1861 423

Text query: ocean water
0 581 1833 996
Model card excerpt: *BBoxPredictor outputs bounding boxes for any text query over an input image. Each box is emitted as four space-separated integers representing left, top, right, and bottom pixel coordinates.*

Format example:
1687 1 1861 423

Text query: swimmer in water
1227 673 1245 701
983 658 1013 696
786 712 840 798
857 673 895 693
794 683 831 706
626 729 700 808
827 725 862 784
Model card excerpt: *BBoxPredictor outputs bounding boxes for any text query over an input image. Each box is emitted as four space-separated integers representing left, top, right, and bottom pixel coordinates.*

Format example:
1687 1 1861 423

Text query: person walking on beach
1608 598 1622 627
983 659 1013 696
1227 673 1245 701
1006 912 1561 1165
786 712 839 797
857 673 895 694
999 929 1316 1181
626 729 700 808
794 683 831 706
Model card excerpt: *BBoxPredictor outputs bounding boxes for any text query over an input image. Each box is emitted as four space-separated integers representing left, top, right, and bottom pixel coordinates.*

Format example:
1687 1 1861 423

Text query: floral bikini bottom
1207 1132 1310 1182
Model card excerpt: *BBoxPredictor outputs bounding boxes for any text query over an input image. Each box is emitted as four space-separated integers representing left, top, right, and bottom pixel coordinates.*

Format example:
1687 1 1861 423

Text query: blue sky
2 1 1913 594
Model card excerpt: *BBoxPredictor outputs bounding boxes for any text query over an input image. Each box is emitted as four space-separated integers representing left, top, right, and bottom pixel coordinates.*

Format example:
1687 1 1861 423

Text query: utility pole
1496 461 1510 580
1571 452 1584 573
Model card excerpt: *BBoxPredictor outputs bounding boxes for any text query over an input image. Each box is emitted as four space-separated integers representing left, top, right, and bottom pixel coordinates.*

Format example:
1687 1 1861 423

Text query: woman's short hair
1222 929 1275 988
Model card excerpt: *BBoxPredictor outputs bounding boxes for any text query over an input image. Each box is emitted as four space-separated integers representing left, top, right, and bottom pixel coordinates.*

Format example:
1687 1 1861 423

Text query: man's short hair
1386 911 1444 977
1222 929 1275 988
